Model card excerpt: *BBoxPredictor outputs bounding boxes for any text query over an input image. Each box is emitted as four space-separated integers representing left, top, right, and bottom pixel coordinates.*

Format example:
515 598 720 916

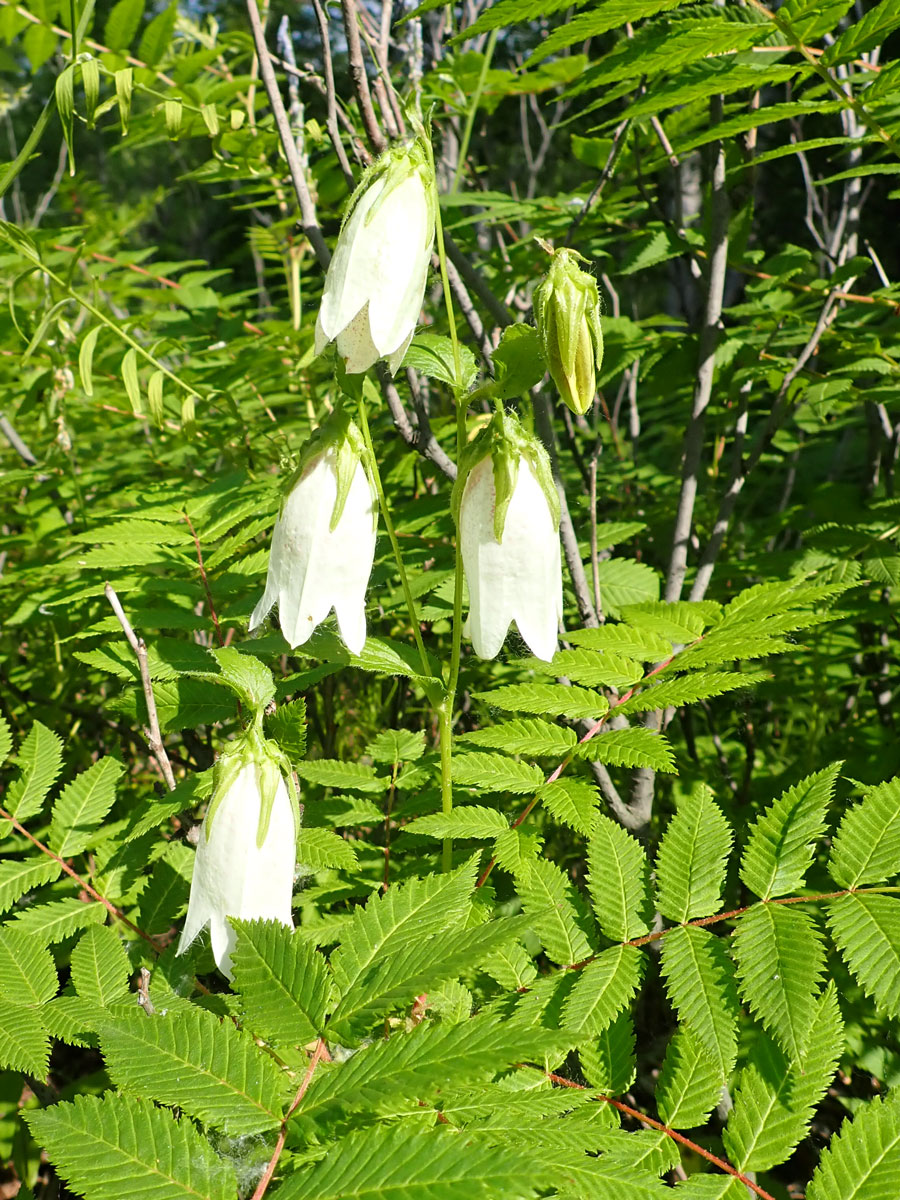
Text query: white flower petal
335 304 380 375
177 762 296 978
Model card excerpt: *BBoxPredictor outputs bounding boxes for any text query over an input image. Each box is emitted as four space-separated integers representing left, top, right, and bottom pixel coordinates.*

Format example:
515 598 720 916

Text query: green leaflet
231 918 331 1046
807 1089 900 1200
660 925 739 1081
656 1027 723 1130
587 814 652 942
827 893 900 1020
829 776 900 889
655 787 732 923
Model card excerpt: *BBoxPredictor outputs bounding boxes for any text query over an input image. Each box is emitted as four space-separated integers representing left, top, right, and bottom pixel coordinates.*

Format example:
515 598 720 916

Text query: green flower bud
533 245 604 416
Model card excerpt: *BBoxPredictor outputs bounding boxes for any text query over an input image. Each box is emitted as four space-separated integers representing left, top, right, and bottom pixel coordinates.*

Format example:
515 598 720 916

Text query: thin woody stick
104 583 177 793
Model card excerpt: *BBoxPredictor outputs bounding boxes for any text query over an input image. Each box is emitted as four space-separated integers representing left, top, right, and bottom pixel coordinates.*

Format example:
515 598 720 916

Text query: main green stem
358 390 431 680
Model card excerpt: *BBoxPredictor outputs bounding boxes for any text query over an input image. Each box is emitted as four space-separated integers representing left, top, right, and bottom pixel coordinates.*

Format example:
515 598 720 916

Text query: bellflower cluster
455 411 562 662
178 729 299 979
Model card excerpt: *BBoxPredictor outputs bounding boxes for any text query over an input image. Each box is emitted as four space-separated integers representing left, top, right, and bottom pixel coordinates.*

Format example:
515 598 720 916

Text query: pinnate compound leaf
733 903 826 1062
724 982 844 1173
50 756 124 858
277 1124 548 1200
25 1093 236 1200
807 1089 900 1200
655 786 732 922
3 721 63 824
656 1026 723 1129
660 925 739 1081
587 814 652 942
827 893 900 1020
829 776 900 888
560 944 644 1037
231 919 330 1045
740 764 841 899
100 1007 287 1135
70 925 131 1008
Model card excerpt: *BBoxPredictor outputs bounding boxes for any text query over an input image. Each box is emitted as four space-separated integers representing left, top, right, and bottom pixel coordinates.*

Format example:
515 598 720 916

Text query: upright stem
358 389 431 679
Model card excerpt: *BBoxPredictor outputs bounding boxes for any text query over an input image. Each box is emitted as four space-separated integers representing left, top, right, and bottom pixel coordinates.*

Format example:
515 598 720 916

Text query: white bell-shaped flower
459 430 563 662
177 749 297 979
250 415 377 655
315 140 436 375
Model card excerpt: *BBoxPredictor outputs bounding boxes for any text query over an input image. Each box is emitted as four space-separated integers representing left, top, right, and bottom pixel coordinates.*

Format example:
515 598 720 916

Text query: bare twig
310 0 355 187
0 410 37 464
565 119 630 246
252 1038 329 1200
104 583 177 793
340 0 387 155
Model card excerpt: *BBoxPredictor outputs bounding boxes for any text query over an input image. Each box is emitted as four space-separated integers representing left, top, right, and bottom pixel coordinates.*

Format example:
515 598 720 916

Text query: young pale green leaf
487 323 546 401
733 903 827 1062
807 1089 900 1200
100 1006 287 1135
829 776 900 888
366 728 425 764
3 721 63 824
559 944 644 1037
104 0 144 51
655 786 732 922
452 752 544 794
402 332 478 390
827 893 900 1020
25 1094 237 1200
660 925 739 1081
579 1009 636 1096
277 1124 549 1200
740 763 841 899
0 925 58 1005
70 925 131 1008
0 998 50 1077
121 348 142 414
533 648 643 690
231 919 330 1046
265 696 307 762
148 370 164 424
406 806 509 840
587 814 652 942
656 1027 723 1129
724 982 844 1173
50 756 124 858
78 325 101 396
472 683 608 721
114 68 133 134
516 856 596 967
457 718 576 758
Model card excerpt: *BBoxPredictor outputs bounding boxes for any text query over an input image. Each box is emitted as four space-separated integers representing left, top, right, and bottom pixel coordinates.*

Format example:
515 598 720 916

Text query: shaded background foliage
2 0 900 1196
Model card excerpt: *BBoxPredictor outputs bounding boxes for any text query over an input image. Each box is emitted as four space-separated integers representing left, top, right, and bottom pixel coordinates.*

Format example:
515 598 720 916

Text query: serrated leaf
0 925 57 1004
297 826 358 871
517 857 594 966
452 752 544 794
827 893 900 1020
587 814 652 941
50 757 124 858
402 332 478 390
104 0 143 50
231 919 330 1046
296 759 389 793
539 777 599 835
617 670 767 716
70 925 131 1008
575 727 676 772
473 684 608 721
457 718 576 758
101 1006 287 1134
25 1094 237 1200
829 776 900 888
488 323 546 400
0 856 61 915
12 897 107 942
733 903 826 1061
656 1027 723 1129
565 624 672 661
535 648 643 690
0 998 50 1076
560 944 644 1037
579 1009 636 1096
655 786 732 922
660 925 739 1081
594 558 660 615
406 806 509 839
366 728 425 764
807 1089 900 1200
4 721 63 825
741 764 841 899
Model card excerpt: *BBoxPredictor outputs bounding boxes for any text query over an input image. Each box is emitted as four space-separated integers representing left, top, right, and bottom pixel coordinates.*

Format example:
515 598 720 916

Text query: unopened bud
533 246 603 416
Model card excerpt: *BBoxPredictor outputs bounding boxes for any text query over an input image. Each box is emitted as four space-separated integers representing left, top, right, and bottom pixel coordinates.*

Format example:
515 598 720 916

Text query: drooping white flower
457 413 562 662
315 139 436 375
177 743 297 978
250 411 377 655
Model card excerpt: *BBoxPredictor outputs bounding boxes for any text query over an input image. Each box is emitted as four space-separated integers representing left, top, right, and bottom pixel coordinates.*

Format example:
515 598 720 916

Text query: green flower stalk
533 243 604 416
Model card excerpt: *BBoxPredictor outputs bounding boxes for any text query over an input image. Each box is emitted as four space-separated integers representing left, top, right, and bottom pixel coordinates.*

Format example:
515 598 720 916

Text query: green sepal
533 244 604 417
451 409 559 544
203 726 300 851
283 402 371 533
